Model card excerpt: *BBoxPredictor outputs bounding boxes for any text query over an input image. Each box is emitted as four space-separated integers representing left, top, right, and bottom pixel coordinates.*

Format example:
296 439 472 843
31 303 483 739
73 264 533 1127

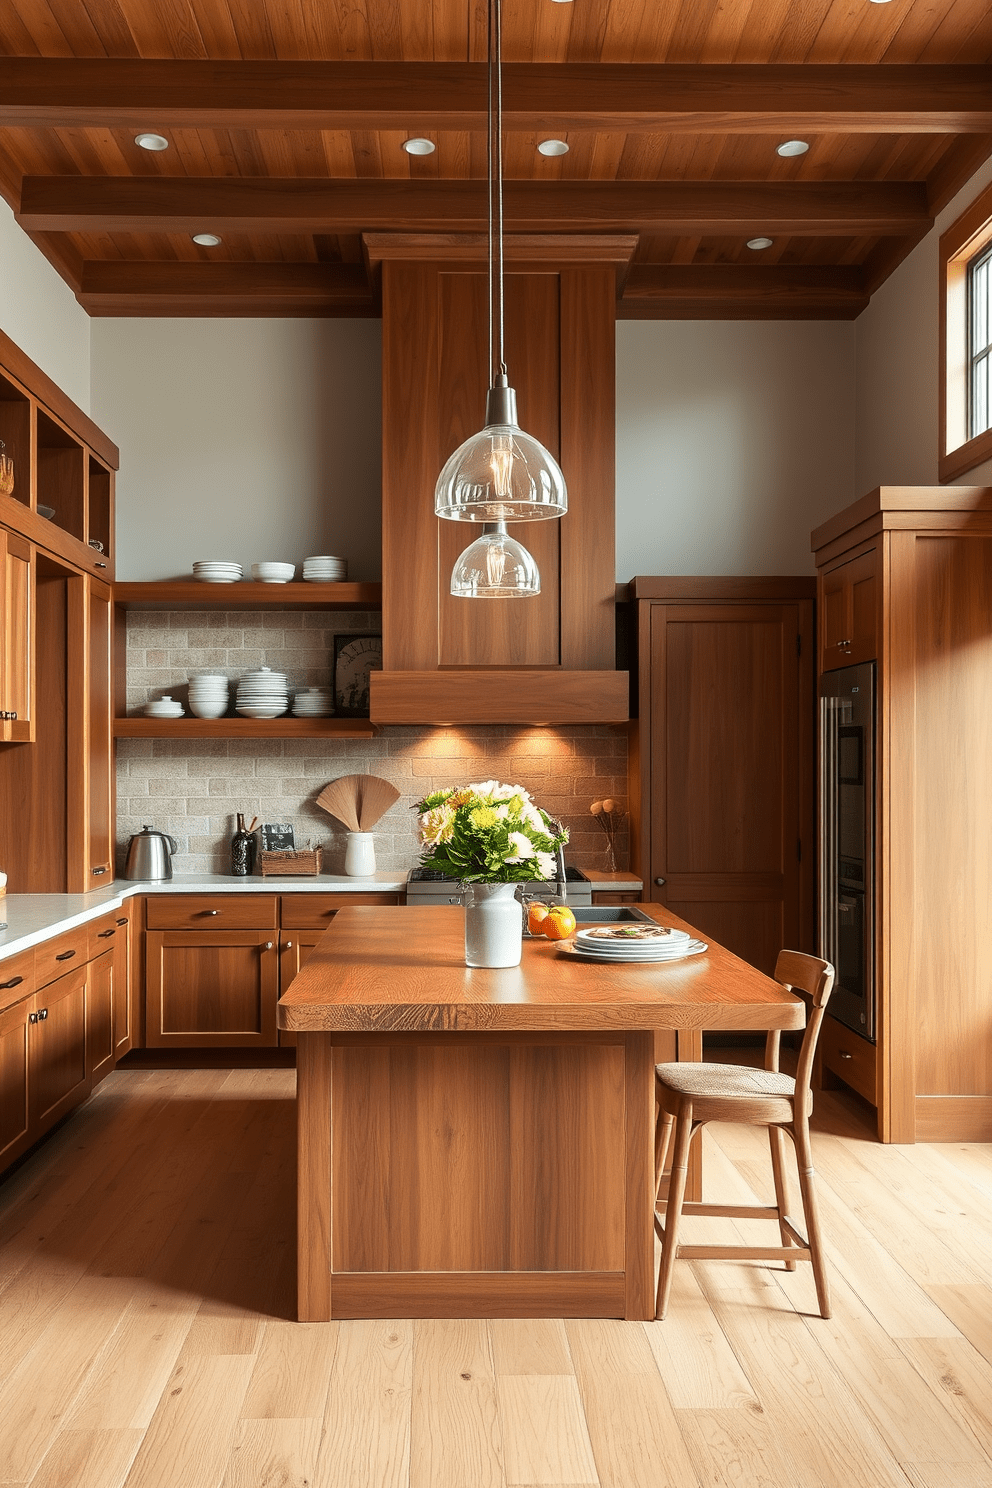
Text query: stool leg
768 1124 796 1272
655 1108 675 1203
655 1102 694 1320
793 1119 831 1319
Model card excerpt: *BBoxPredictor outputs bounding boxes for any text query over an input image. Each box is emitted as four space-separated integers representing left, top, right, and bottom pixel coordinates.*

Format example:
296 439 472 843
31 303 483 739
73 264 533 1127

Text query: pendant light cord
487 0 506 386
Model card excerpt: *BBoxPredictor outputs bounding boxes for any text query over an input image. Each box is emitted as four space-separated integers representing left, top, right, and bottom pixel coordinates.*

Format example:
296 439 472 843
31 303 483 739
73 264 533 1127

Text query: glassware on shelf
0 442 13 499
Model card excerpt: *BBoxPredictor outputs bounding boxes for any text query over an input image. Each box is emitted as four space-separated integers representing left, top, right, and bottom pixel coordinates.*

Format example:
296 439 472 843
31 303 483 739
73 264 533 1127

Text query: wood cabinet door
86 949 115 1086
0 528 33 743
66 576 114 890
30 965 89 1132
112 910 133 1057
820 547 878 671
647 603 813 975
145 930 280 1048
0 993 32 1168
277 933 323 1047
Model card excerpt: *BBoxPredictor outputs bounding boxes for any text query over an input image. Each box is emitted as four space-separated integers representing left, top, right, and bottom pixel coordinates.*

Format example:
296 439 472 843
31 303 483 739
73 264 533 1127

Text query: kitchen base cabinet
86 949 115 1086
278 935 322 1048
0 993 31 1168
145 930 280 1048
30 964 88 1132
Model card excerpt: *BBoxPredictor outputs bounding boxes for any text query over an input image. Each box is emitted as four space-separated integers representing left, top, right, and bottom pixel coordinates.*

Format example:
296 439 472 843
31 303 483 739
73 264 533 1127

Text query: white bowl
188 699 229 719
236 704 287 719
252 561 295 579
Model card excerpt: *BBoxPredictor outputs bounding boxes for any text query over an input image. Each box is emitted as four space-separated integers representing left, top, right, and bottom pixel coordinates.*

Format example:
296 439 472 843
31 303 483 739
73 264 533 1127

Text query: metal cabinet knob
92 867 107 875
654 877 666 886
839 1050 853 1060
265 941 274 950
285 941 293 949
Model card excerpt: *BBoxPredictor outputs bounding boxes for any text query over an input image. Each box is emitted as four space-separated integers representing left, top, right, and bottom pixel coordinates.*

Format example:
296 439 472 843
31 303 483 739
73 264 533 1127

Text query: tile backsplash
118 611 629 876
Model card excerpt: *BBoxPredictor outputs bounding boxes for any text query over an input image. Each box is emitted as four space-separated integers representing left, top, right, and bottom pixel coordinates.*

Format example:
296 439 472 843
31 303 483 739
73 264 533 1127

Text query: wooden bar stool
653 950 836 1319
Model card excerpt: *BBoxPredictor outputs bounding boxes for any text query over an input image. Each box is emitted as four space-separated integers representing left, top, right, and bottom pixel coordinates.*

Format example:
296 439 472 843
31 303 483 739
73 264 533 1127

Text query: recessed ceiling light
192 233 222 247
402 138 436 155
776 139 809 158
747 237 774 250
538 139 569 157
868 0 893 5
134 133 169 151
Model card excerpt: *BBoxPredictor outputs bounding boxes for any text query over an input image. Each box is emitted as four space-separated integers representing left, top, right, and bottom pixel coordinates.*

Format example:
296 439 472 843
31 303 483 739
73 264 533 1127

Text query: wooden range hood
369 234 632 725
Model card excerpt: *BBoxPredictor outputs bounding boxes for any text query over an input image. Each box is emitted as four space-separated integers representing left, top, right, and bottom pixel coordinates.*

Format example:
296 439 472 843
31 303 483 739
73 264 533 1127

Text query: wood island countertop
278 903 805 1033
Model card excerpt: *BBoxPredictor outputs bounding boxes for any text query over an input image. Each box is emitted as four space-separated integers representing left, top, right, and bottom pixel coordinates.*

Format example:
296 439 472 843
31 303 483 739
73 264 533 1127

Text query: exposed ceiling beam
76 257 870 320
19 176 929 238
78 261 375 316
620 263 869 320
2 59 991 134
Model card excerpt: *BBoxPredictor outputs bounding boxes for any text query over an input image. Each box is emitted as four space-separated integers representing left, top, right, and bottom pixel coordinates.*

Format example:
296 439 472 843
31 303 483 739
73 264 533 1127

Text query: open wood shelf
114 717 376 739
113 581 382 611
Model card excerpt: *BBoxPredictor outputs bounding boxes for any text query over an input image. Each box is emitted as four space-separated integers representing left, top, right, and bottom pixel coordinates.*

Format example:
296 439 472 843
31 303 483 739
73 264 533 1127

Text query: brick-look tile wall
118 611 629 876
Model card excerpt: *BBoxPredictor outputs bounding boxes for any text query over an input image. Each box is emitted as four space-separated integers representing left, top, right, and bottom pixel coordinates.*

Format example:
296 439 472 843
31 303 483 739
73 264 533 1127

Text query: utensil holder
344 832 376 876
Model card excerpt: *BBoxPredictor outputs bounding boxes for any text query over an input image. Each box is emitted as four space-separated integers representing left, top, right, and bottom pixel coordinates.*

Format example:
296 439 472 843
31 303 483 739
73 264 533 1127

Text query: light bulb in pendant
489 434 514 500
450 522 540 598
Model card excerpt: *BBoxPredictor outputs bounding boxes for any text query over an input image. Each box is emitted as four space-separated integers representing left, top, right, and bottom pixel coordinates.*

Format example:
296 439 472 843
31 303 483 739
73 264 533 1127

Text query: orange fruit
527 902 551 934
543 905 577 940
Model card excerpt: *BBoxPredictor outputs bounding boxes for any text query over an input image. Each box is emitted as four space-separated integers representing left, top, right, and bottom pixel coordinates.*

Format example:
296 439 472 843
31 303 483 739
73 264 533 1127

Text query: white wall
855 156 992 493
90 318 382 580
615 320 856 577
0 197 91 412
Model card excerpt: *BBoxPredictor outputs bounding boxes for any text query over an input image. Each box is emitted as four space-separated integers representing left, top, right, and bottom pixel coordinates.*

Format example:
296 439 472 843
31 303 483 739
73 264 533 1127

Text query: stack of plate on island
187 673 230 719
302 555 347 582
566 924 706 963
192 560 242 584
235 667 289 719
291 686 334 717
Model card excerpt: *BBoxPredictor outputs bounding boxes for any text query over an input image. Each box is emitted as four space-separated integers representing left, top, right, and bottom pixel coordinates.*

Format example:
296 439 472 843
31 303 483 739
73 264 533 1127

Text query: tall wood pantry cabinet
813 486 992 1142
626 578 817 978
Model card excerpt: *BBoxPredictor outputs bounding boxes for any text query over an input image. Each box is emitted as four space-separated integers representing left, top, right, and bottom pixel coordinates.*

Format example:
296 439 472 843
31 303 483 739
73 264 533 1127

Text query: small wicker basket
258 847 323 877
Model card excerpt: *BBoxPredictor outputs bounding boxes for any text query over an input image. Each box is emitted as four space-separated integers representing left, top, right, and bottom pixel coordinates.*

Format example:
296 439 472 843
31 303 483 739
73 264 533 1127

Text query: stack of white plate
193 560 242 584
251 561 296 583
188 673 230 720
291 686 334 717
303 555 348 582
564 925 706 964
236 667 289 718
144 696 185 719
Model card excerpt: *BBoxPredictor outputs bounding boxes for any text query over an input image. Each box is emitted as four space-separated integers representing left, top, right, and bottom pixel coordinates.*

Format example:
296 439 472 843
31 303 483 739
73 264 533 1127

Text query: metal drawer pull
203 909 220 916
838 1050 853 1060
0 974 23 989
96 561 108 568
30 1008 49 1023
55 949 76 962
98 928 116 938
29 1011 38 1024
92 867 107 875
116 917 128 926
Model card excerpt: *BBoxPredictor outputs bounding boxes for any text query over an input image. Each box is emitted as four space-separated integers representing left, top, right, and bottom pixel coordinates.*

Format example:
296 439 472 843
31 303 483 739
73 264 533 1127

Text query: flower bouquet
415 781 569 966
415 780 568 882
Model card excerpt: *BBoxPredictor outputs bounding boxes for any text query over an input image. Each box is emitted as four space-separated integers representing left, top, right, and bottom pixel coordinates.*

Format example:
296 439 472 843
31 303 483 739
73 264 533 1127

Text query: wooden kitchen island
278 904 804 1321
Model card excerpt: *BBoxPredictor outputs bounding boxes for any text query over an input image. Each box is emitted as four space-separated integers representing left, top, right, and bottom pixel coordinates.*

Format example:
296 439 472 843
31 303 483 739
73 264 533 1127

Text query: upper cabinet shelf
113 580 382 611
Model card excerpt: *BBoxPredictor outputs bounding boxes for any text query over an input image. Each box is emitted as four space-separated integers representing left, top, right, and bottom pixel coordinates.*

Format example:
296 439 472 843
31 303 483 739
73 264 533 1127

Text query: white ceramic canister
344 832 376 876
463 882 523 968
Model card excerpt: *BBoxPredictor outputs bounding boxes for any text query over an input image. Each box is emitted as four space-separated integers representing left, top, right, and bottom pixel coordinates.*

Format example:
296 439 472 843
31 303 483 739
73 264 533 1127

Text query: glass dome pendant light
437 0 566 599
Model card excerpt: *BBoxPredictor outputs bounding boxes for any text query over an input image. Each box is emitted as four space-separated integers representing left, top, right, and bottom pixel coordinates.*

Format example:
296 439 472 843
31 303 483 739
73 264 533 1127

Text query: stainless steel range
405 866 593 907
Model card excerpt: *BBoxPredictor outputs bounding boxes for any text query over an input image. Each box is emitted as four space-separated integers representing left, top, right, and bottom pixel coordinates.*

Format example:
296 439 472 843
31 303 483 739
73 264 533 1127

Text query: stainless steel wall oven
820 662 876 1041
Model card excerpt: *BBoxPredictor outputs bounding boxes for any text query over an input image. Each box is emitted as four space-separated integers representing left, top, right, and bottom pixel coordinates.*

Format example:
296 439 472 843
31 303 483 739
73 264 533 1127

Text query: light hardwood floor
1 1066 991 1488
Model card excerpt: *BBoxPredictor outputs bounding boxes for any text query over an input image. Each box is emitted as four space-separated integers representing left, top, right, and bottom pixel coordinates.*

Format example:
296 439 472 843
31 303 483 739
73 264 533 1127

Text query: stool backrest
771 950 836 1108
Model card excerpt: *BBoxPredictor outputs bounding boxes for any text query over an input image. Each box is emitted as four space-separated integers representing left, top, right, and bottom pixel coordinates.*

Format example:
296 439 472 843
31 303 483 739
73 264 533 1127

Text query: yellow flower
469 806 500 831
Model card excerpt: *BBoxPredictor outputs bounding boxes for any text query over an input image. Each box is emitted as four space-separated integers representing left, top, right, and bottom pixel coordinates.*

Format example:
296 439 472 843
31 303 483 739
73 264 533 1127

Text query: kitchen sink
569 906 654 923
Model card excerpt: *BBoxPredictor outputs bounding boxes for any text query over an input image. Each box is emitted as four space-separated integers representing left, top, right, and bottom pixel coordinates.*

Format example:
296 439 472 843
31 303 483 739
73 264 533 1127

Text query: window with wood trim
940 179 992 482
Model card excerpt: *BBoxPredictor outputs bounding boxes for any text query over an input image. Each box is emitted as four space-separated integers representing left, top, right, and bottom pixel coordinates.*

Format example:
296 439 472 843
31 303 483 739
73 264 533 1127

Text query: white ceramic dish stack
193 560 242 584
144 696 185 718
251 561 296 583
187 673 230 719
236 666 289 718
303 555 348 582
291 686 334 717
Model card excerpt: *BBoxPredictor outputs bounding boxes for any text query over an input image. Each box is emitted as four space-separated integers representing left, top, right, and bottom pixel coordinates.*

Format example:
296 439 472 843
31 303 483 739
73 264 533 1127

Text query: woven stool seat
656 1061 796 1099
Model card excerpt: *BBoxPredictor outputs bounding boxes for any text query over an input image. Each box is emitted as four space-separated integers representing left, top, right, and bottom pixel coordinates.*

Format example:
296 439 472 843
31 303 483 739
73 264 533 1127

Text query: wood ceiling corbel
18 175 930 238
2 59 992 134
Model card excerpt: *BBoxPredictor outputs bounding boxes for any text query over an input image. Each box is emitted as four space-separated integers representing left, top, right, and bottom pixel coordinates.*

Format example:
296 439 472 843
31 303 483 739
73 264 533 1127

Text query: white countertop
0 868 643 962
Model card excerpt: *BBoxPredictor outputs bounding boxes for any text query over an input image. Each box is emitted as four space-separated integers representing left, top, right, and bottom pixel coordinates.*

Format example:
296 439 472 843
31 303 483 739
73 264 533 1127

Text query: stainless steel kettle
124 825 178 881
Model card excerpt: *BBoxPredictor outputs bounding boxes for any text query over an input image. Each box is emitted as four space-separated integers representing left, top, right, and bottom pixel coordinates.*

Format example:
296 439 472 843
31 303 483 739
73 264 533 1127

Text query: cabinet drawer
280 893 402 929
87 912 123 959
0 946 36 1012
145 895 278 930
36 925 92 988
819 1015 877 1106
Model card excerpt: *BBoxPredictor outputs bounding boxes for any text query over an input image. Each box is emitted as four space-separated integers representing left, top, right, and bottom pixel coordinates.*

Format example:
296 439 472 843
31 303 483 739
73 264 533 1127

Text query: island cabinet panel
30 964 89 1132
0 994 32 1168
277 933 322 1048
145 930 279 1047
633 593 816 976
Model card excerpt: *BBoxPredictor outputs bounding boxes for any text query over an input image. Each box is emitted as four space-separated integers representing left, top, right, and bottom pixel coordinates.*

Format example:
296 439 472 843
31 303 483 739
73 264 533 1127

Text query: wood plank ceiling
1 0 991 318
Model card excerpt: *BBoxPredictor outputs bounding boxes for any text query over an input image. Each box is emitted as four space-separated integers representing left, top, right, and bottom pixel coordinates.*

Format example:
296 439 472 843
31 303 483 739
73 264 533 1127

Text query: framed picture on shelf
333 634 383 717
